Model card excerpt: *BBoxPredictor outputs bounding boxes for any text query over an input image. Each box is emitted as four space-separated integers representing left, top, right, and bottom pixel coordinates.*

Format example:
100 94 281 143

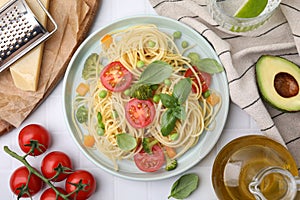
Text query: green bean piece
112 110 119 119
170 133 179 141
97 127 104 136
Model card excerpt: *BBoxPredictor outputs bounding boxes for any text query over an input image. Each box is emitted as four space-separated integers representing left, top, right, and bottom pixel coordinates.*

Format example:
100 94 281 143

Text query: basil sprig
168 173 199 199
160 78 191 136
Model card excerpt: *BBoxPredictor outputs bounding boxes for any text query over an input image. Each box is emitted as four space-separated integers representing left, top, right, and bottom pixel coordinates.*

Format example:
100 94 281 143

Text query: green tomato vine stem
3 145 77 200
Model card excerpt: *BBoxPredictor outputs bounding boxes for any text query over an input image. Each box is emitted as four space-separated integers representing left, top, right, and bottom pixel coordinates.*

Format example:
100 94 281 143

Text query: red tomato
10 166 43 197
18 124 51 156
134 145 165 172
41 151 73 182
184 67 211 93
125 99 156 128
40 187 67 200
65 170 96 200
100 61 133 92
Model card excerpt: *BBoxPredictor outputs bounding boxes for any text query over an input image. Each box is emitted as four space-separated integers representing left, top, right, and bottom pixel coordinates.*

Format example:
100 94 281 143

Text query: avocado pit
274 72 299 98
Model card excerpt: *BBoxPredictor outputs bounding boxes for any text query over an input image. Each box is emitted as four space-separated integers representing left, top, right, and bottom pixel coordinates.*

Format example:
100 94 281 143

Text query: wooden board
0 0 100 135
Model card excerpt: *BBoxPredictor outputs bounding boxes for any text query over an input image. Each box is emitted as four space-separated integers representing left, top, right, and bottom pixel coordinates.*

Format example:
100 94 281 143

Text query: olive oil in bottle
212 135 298 200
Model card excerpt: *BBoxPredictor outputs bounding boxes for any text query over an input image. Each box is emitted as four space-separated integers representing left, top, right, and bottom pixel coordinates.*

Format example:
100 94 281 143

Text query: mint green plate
62 15 230 181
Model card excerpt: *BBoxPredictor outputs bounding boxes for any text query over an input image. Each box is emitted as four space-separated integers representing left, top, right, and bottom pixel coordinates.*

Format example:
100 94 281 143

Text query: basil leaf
168 173 199 199
138 60 173 84
194 58 224 74
187 52 223 74
161 109 177 136
116 133 137 151
160 94 178 108
173 106 186 120
173 78 192 104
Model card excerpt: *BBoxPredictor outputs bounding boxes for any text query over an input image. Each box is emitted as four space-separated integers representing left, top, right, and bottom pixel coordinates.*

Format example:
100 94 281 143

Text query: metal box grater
0 0 57 72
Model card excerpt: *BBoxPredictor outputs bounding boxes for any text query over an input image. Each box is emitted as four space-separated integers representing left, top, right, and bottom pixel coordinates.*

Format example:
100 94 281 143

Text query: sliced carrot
84 135 95 147
76 82 89 96
207 92 220 106
101 34 113 49
165 146 177 159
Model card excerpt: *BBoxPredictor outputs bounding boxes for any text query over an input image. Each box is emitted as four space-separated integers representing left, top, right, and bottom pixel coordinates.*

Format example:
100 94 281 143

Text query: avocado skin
255 55 300 112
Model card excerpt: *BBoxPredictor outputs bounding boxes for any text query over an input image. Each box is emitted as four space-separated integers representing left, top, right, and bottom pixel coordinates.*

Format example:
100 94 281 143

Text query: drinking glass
212 135 299 200
206 0 281 32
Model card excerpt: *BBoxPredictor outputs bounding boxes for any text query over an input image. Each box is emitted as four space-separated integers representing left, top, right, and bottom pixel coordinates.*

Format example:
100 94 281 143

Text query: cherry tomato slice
125 99 156 128
18 124 51 156
100 61 133 92
134 145 165 172
184 67 211 93
10 166 43 197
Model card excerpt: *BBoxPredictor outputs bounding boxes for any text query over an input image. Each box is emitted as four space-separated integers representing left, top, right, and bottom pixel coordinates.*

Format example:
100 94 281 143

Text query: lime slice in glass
234 0 268 18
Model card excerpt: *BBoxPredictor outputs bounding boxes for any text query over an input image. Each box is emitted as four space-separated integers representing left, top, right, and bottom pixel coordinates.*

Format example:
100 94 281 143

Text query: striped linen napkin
149 0 300 170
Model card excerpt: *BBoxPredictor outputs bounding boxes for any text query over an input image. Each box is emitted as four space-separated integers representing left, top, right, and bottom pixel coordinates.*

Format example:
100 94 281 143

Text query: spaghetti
73 24 222 171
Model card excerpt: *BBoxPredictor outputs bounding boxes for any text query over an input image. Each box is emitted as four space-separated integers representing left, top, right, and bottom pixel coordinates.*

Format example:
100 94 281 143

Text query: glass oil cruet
212 135 300 200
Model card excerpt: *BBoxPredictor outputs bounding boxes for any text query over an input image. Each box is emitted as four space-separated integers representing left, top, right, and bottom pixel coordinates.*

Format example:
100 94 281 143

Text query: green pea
148 40 155 48
124 89 131 96
137 60 145 68
173 31 182 39
203 90 211 98
181 41 188 48
153 94 160 103
164 79 171 86
99 90 107 98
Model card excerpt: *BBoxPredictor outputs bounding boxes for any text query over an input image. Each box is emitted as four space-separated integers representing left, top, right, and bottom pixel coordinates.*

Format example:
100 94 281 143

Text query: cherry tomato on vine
10 166 43 197
134 144 165 172
40 187 67 200
100 61 133 92
41 151 73 182
184 66 211 93
65 170 96 200
18 124 51 156
125 99 156 128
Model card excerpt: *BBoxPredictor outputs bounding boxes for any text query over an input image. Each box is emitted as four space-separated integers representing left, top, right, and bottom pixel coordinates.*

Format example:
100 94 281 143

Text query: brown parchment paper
0 0 100 135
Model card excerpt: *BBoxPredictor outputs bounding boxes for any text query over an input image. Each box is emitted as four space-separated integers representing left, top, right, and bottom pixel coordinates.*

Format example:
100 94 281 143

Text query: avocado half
256 55 300 112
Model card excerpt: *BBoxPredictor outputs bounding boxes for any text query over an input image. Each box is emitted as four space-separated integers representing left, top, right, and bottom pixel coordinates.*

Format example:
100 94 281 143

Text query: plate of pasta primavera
62 15 230 181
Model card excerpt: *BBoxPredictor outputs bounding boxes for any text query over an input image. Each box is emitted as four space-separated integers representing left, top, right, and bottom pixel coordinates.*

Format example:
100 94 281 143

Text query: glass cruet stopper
249 166 300 200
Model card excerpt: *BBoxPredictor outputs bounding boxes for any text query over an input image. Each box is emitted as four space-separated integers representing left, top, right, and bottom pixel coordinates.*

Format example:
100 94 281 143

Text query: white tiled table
0 0 261 199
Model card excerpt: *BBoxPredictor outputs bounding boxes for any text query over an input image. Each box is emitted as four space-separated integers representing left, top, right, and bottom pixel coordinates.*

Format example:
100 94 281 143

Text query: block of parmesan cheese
0 0 50 91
